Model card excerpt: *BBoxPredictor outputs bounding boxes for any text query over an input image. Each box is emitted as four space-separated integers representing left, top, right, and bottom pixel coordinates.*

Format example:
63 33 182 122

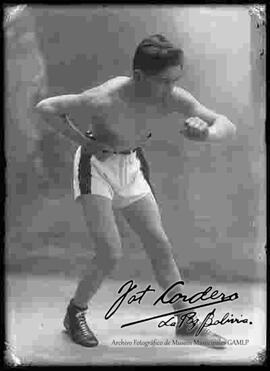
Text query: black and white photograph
4 4 266 366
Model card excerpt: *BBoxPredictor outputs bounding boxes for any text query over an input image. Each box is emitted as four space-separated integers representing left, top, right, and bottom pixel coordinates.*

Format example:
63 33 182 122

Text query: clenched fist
180 117 209 141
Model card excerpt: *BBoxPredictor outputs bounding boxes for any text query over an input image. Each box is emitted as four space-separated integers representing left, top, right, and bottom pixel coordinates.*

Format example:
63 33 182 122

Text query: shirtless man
35 34 236 349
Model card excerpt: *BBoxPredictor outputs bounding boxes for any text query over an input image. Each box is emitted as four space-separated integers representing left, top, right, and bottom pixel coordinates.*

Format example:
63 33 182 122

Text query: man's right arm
35 93 91 146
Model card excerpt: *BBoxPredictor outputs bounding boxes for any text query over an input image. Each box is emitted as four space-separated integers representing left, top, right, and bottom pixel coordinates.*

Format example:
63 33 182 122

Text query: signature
158 309 252 336
104 280 244 329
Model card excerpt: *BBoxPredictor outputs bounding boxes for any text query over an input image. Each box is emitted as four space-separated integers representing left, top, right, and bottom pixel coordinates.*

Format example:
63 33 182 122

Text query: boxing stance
36 34 236 348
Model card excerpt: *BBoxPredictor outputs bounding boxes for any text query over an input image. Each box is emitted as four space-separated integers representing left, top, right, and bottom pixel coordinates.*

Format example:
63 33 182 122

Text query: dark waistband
102 148 139 155
85 131 151 155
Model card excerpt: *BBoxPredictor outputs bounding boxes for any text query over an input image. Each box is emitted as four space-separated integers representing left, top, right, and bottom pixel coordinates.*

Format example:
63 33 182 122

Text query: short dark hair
133 34 184 75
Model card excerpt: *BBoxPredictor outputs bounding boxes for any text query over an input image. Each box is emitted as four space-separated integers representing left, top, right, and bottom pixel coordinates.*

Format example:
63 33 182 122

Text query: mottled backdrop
5 5 266 282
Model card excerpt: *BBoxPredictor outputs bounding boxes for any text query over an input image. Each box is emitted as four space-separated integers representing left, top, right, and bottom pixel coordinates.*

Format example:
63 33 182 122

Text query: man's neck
127 78 172 106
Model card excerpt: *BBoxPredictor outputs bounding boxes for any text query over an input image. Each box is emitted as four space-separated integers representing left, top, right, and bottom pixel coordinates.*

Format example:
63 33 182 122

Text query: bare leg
121 192 187 312
72 195 122 308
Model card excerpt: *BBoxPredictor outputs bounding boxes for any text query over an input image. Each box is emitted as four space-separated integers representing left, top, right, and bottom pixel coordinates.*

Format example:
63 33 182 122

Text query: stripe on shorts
78 147 92 195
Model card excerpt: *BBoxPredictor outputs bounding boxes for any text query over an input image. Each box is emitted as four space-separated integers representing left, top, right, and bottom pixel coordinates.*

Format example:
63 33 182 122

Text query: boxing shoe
175 314 227 349
63 299 99 347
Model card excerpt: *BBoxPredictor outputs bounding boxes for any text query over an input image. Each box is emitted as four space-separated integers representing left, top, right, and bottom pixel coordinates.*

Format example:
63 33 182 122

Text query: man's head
132 34 184 90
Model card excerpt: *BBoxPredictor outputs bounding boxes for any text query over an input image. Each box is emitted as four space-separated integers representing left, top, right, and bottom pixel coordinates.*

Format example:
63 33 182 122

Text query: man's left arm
174 88 237 142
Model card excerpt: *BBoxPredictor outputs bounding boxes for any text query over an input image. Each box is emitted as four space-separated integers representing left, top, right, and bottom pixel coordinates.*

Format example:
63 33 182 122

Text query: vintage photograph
5 4 266 366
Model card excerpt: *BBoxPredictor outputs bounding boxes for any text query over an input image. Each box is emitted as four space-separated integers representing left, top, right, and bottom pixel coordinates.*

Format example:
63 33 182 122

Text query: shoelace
198 327 212 336
75 311 91 337
190 326 224 343
197 326 226 343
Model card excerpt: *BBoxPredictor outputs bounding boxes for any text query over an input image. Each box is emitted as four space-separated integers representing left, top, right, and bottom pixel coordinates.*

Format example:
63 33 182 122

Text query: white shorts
73 146 155 209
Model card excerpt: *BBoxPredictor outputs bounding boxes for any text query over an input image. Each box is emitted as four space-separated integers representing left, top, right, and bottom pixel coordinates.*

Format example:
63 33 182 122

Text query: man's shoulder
81 76 131 107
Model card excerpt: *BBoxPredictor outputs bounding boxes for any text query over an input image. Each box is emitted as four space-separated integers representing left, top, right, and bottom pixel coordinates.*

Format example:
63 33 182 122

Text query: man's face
141 65 183 97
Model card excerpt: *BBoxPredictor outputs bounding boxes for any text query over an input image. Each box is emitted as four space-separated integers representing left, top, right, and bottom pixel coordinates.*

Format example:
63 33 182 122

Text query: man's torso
80 76 188 151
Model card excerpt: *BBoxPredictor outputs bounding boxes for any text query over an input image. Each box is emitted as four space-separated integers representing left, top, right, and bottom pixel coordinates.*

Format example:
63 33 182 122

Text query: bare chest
91 99 177 148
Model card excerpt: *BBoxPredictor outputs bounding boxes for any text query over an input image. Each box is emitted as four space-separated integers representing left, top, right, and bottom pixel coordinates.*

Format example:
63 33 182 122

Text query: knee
144 229 171 249
144 231 174 259
93 236 123 273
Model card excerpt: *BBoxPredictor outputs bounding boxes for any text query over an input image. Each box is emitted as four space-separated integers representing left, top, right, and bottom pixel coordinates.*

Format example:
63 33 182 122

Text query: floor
6 274 266 366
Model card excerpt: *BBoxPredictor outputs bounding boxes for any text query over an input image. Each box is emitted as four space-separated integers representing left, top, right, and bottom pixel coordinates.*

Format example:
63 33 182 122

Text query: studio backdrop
5 5 266 282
